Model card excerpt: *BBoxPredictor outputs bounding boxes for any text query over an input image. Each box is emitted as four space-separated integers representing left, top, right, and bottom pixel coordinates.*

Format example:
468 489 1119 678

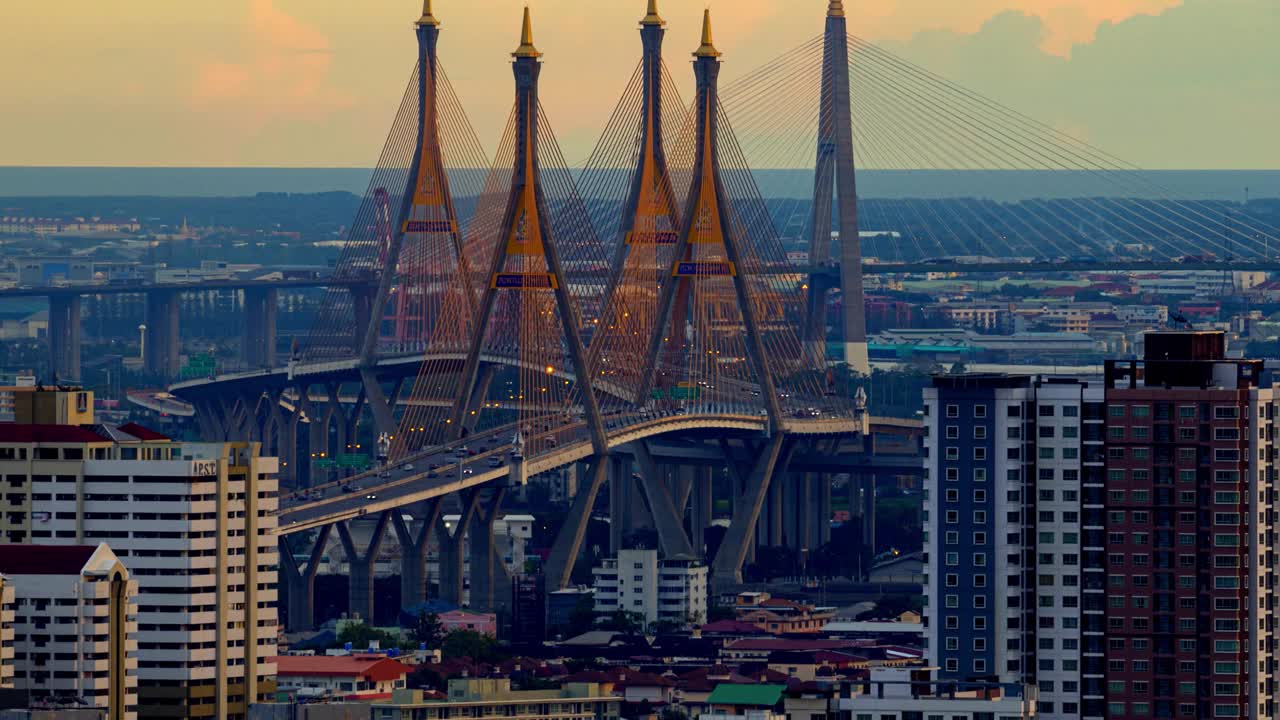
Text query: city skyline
0 0 1276 170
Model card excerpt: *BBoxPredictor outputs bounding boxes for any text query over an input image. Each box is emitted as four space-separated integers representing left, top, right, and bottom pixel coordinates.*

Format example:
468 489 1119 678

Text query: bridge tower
635 9 784 428
805 0 869 374
355 0 473 437
447 8 608 457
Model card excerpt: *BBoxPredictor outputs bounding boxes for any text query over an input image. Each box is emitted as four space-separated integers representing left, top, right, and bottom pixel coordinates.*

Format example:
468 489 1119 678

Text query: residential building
372 679 620 720
923 331 1280 720
510 574 546 643
592 549 707 627
837 668 1037 719
701 683 787 720
1099 331 1276 720
0 544 138 720
924 372 1099 720
437 609 496 636
0 415 279 720
271 654 410 701
0 575 16 689
732 592 836 634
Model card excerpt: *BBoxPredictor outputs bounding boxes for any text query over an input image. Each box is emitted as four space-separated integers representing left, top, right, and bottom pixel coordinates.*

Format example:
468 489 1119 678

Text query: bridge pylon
805 0 868 374
633 9 785 427
446 8 608 458
301 1 485 454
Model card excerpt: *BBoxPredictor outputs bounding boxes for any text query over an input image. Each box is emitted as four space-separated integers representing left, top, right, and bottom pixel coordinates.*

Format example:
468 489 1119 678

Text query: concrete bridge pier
545 458 608 590
144 288 181 378
631 444 693 558
608 455 633 554
468 487 509 613
242 287 278 369
688 467 714 556
849 474 876 580
712 433 794 592
48 294 82 382
393 499 444 612
336 511 391 623
439 490 482 607
280 525 331 631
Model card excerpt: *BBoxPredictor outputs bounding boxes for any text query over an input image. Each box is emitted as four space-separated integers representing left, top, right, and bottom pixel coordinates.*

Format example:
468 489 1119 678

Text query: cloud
851 0 1184 56
877 0 1280 169
189 0 351 127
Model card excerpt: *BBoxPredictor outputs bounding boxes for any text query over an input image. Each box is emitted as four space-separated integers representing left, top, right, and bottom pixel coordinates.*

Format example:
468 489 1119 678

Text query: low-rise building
437 609 496 636
837 668 1037 719
0 544 138 720
701 683 787 720
592 549 707 627
372 678 620 720
272 654 411 702
732 592 835 635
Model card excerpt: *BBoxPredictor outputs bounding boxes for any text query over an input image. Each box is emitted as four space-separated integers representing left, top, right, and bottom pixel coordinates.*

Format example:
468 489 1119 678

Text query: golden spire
693 8 721 58
416 0 439 27
641 0 665 27
513 5 542 58
828 0 845 17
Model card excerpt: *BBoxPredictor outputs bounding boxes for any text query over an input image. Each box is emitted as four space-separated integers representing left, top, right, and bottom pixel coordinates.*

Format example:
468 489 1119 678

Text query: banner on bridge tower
625 230 679 245
402 219 456 234
491 272 559 290
673 261 736 277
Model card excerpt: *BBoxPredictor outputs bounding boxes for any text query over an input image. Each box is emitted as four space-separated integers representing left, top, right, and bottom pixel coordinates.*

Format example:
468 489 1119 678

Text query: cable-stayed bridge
164 1 1275 627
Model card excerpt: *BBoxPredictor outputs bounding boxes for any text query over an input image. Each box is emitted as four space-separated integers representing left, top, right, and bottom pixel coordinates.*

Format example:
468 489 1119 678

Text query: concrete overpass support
439 490 481 607
393 499 444 611
689 468 713 556
351 286 376 353
608 456 633 554
468 488 508 612
242 287 278 369
817 474 832 546
712 434 793 591
280 525 331 631
546 458 608 590
144 288 181 378
47 294 82 382
336 511 391 623
632 444 694 559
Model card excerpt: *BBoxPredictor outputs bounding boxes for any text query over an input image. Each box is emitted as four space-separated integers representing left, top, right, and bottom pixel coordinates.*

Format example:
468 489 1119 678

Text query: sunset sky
0 0 1274 169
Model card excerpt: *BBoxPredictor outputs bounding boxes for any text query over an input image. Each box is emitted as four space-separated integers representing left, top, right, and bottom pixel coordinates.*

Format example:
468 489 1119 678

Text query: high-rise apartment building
0 543 138 719
924 331 1279 720
0 573 14 689
0 420 278 720
593 549 708 628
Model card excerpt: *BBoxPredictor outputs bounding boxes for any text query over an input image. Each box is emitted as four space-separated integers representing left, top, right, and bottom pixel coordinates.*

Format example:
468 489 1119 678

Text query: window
973 468 987 483
946 404 959 418
946 425 959 439
1109 405 1126 418
973 447 987 461
1039 405 1055 417
973 426 987 440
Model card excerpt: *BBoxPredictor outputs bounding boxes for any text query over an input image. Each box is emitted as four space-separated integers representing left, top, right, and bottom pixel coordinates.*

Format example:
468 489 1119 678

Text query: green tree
441 630 504 663
597 610 645 634
412 611 444 649
335 623 400 652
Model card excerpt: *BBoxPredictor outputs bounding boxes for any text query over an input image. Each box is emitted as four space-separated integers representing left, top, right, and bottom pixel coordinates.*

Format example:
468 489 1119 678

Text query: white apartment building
0 421 279 720
924 374 1101 720
592 549 707 627
0 574 13 689
0 543 139 720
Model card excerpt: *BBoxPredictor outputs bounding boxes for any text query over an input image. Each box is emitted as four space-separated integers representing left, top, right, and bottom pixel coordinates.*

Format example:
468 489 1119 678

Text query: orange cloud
189 0 351 125
853 0 1184 56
